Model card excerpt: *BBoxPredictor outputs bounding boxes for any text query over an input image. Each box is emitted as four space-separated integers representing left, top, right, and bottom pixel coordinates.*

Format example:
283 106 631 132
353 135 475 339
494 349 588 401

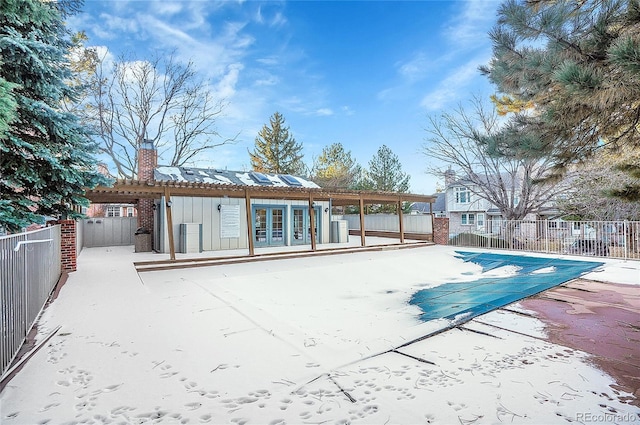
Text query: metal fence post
624 220 628 261
544 219 549 253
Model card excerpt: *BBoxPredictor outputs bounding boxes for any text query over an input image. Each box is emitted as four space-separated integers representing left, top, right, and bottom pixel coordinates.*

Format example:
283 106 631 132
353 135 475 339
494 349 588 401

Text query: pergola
85 179 437 260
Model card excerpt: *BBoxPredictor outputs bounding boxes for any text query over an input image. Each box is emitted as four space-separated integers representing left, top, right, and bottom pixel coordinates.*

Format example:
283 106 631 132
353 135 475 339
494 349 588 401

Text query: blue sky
70 0 501 194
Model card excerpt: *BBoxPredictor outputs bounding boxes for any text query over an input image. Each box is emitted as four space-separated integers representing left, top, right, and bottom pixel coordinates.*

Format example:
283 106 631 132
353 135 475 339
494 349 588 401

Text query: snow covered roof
410 193 445 213
154 166 320 189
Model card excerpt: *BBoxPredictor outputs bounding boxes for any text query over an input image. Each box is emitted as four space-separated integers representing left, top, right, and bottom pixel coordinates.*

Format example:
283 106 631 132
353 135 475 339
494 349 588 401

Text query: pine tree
249 112 305 175
311 142 359 188
362 145 411 213
0 0 106 232
480 0 640 199
0 78 18 140
365 145 410 193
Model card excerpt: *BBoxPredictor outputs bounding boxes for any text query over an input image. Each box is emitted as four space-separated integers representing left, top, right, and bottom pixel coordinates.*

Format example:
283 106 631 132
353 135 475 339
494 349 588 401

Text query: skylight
249 171 272 185
280 175 302 187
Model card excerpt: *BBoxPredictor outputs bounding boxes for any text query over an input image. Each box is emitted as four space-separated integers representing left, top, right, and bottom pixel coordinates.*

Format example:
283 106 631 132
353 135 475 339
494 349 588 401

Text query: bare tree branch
422 96 568 220
88 51 235 179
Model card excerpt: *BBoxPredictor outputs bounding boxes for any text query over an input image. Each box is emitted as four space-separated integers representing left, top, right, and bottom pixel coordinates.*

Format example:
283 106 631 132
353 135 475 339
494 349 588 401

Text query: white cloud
443 0 499 49
256 57 279 67
341 106 355 116
396 52 434 81
94 13 140 39
254 75 279 87
315 108 333 116
155 2 183 16
269 11 287 28
420 57 488 111
216 63 244 99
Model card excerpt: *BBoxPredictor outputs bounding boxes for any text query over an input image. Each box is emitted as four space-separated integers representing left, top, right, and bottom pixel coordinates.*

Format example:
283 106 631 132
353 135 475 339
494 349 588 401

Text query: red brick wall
59 220 77 271
138 143 157 182
137 142 157 234
433 217 450 245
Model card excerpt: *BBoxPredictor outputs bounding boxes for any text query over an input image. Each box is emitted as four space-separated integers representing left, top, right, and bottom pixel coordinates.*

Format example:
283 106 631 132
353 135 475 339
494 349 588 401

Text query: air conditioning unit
179 223 202 253
330 220 348 243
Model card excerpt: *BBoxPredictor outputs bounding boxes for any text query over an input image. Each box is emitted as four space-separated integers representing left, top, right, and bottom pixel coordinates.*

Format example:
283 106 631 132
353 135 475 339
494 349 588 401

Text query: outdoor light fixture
324 207 329 213
217 204 222 212
152 204 157 211
166 200 172 208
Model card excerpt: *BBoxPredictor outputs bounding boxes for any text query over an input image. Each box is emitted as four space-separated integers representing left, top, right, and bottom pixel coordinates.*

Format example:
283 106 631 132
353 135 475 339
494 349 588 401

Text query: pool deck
521 279 640 405
1 242 639 423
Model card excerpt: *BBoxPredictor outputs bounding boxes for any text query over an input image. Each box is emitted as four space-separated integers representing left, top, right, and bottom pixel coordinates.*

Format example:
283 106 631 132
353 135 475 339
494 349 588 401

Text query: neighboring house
410 192 446 217
438 170 561 236
86 203 137 218
150 164 330 254
85 164 137 218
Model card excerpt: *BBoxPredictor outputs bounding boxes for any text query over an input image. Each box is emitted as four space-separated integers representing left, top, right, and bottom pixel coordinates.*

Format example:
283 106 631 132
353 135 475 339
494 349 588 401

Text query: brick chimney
138 139 157 182
137 139 157 236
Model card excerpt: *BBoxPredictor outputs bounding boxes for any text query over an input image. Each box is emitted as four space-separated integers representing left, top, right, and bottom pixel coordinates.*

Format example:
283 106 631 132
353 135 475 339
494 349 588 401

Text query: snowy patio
1 244 639 424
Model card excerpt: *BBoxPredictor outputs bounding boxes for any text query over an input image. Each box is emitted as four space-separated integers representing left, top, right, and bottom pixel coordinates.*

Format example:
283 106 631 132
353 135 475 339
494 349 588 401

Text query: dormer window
454 186 471 204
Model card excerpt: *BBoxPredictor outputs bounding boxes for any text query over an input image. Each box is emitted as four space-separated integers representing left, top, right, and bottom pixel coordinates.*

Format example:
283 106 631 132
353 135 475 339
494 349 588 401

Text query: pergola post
164 187 176 260
244 189 254 256
308 194 317 251
359 195 366 247
398 198 405 244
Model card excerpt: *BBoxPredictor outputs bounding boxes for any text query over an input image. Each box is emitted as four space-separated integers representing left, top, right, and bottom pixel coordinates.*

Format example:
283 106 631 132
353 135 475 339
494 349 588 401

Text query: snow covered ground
1 243 639 424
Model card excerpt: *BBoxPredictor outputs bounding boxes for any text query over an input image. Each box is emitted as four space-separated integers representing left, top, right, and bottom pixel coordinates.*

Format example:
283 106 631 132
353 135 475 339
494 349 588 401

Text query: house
439 169 561 236
130 141 332 254
84 141 437 258
85 164 137 218
151 165 331 254
410 192 445 217
86 203 137 218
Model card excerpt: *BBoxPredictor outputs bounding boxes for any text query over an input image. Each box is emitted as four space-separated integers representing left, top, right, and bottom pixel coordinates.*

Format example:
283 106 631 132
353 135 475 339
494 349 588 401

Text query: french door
291 207 319 245
253 206 285 246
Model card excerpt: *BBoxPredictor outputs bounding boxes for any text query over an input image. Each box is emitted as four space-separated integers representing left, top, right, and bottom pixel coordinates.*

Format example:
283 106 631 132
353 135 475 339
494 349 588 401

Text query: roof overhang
84 179 437 205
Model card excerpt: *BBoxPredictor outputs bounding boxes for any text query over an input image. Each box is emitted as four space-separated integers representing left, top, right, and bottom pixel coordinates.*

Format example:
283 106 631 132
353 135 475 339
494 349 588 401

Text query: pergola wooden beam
244 189 254 256
164 187 176 260
85 179 437 206
84 179 436 251
308 193 317 251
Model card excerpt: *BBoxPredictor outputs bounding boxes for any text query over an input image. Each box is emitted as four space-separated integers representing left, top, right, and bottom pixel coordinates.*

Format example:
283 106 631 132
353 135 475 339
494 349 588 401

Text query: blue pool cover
410 251 603 322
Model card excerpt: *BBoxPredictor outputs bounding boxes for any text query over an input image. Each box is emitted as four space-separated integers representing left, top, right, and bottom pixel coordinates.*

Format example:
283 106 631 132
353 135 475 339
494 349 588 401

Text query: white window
477 213 485 227
107 206 120 217
461 213 475 225
454 187 471 204
127 207 134 217
548 221 568 229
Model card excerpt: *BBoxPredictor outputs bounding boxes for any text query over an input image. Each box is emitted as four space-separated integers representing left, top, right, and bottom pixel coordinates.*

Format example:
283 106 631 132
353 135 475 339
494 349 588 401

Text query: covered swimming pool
410 251 603 322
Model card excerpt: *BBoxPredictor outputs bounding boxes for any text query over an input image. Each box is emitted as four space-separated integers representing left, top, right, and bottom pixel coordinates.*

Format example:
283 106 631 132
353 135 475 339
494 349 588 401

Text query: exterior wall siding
157 196 330 253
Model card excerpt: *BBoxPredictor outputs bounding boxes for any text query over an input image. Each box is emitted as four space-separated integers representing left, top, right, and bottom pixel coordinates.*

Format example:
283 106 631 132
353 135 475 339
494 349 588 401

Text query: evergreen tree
0 0 106 232
249 112 305 175
363 145 410 213
365 145 410 193
556 145 640 220
480 0 640 199
311 142 359 188
0 79 18 140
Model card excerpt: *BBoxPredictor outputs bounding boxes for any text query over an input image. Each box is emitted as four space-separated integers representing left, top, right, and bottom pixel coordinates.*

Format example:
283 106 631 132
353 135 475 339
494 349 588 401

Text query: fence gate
82 217 137 248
